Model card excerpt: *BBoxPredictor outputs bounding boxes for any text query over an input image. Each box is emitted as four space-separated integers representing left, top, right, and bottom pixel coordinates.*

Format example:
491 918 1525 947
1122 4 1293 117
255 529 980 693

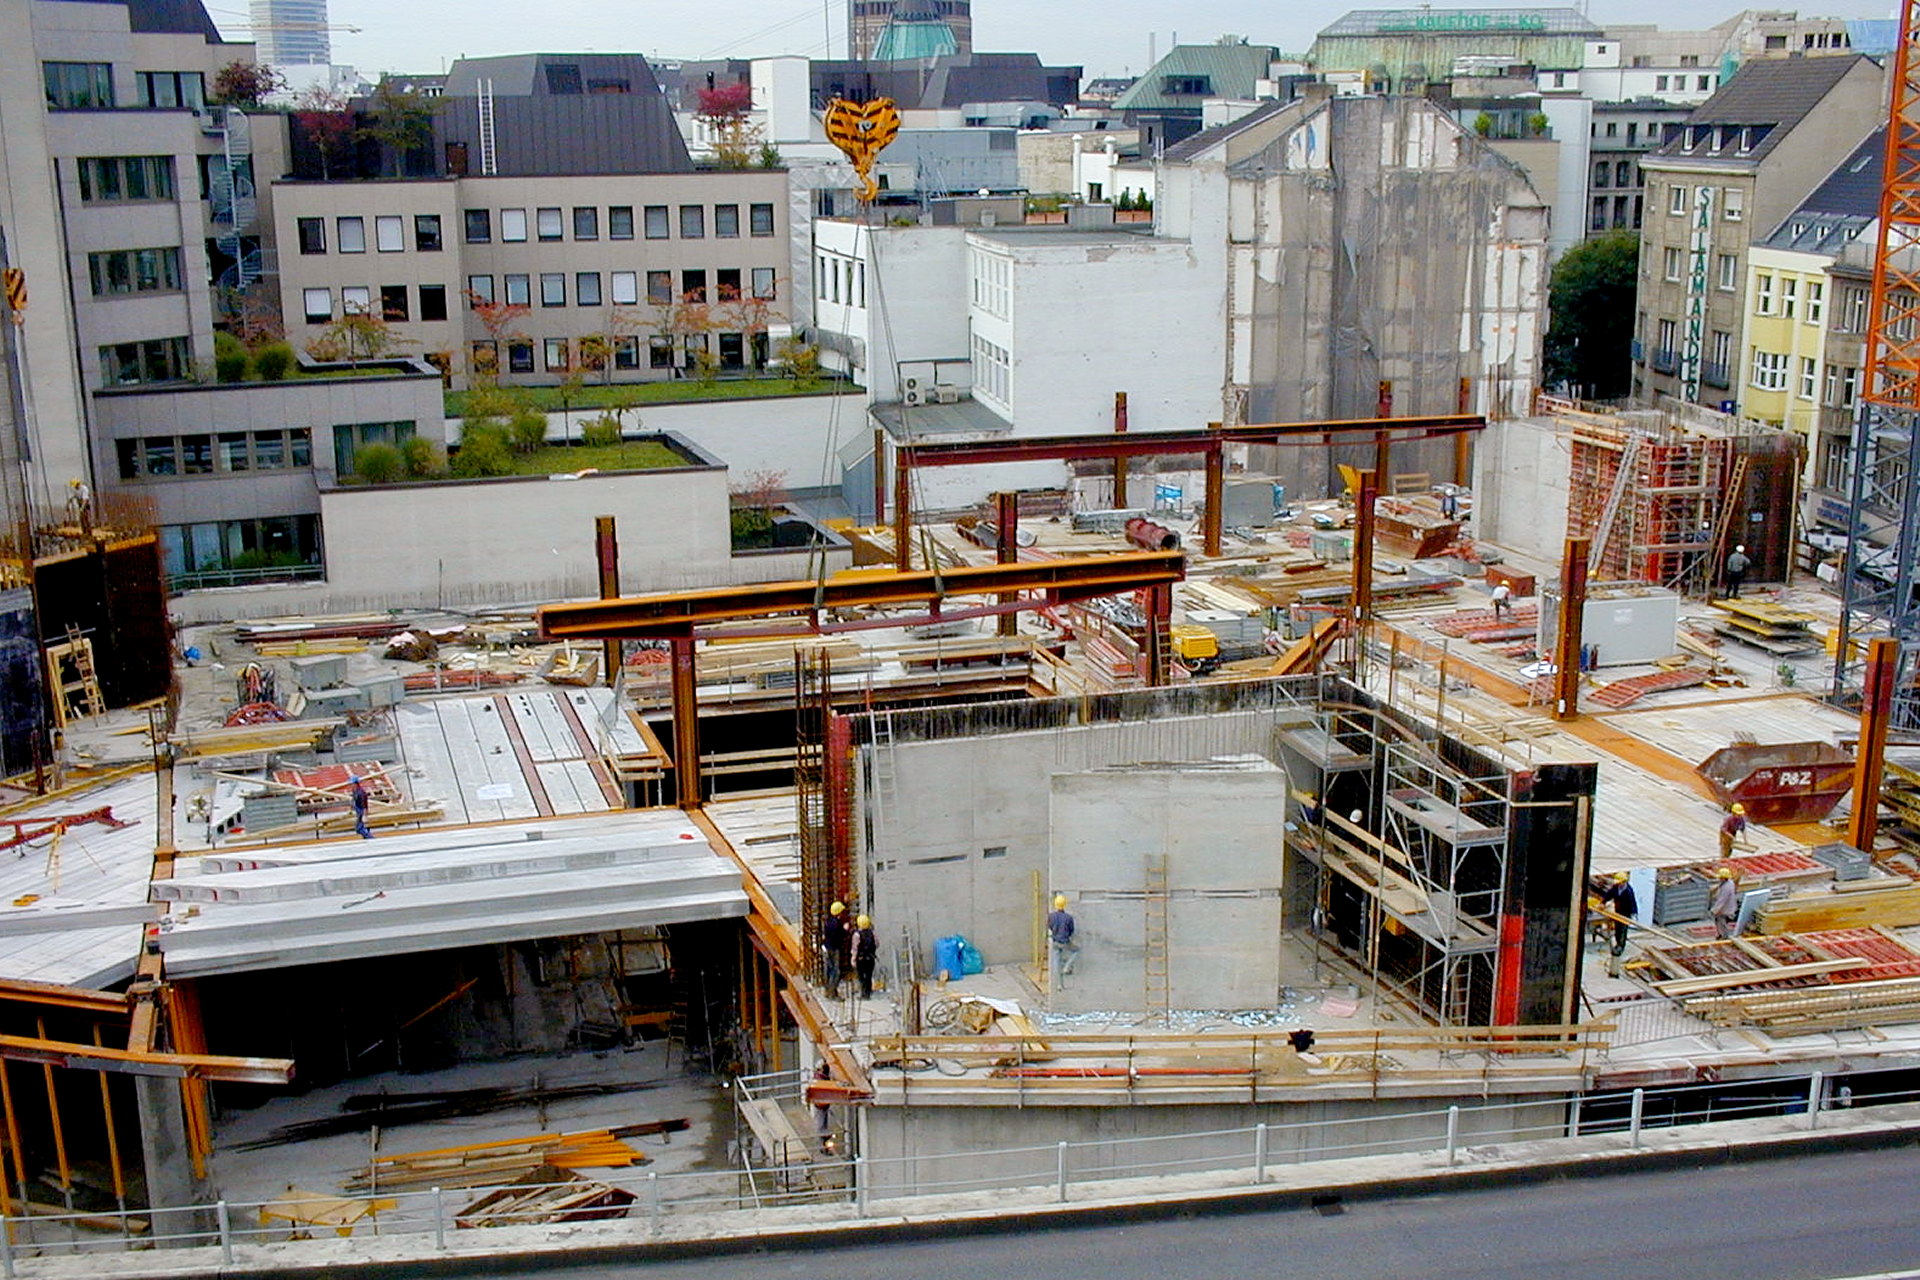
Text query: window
1750 349 1788 391
575 272 601 306
415 214 443 251
536 207 563 241
750 202 775 236
610 271 638 304
419 284 448 321
505 273 531 306
1757 274 1775 315
1657 317 1677 355
1717 253 1737 291
1825 363 1841 406
609 206 634 240
718 333 745 368
1844 287 1870 333
1668 184 1687 215
1616 160 1631 186
682 269 707 301
649 336 674 368
99 337 190 386
302 287 332 322
1698 75 1711 92
1662 246 1683 282
501 208 528 242
751 267 776 300
646 270 672 304
88 247 182 296
1781 277 1798 318
1807 281 1825 325
1680 54 1701 67
680 205 705 238
1709 329 1732 372
507 341 535 373
218 432 250 472
296 217 327 255
43 62 113 109
572 207 598 240
158 515 320 586
178 435 212 475
464 209 492 243
467 274 495 304
337 217 366 253
1590 197 1607 232
77 156 174 203
716 268 742 301
1799 356 1818 400
136 71 204 110
1593 162 1610 189
972 333 1010 407
715 204 740 237
1655 75 1669 91
381 284 409 321
1162 75 1212 95
644 205 670 238
470 340 499 376
613 336 639 369
541 273 566 306
341 285 372 315
1723 187 1744 221
375 215 405 252
545 63 583 94
543 338 569 371
333 421 417 476
1843 366 1860 407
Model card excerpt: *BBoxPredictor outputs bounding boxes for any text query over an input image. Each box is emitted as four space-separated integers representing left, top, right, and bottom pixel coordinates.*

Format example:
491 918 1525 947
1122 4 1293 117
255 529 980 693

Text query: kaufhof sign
1379 12 1548 32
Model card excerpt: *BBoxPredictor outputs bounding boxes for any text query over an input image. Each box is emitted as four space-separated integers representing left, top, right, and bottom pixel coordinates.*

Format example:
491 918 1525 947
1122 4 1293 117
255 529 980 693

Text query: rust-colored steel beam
1203 422 1225 558
0 979 130 1016
1353 469 1378 629
595 516 621 688
895 415 1486 470
539 552 1188 641
1851 637 1901 855
0 1034 292 1084
1552 536 1591 721
1112 392 1130 508
995 491 1019 638
872 427 888 524
893 449 913 571
671 636 701 809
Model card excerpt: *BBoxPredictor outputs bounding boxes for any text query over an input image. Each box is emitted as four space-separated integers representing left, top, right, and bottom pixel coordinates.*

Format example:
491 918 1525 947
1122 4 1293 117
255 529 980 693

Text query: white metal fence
0 1066 1909 1275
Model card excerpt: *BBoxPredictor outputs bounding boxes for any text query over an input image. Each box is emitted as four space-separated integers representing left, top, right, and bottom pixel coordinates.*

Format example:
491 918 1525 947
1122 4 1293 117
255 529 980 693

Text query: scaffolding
793 652 833 985
1565 422 1729 590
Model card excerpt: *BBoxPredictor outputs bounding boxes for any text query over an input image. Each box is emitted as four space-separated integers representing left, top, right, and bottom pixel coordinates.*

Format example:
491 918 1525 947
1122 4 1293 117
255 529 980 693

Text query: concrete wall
1472 415 1572 566
859 1093 1569 1196
1049 763 1287 1012
861 706 1302 974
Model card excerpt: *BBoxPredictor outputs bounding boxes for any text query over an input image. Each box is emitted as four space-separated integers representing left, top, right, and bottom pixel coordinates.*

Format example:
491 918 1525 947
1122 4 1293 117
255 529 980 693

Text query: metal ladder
1441 959 1473 1031
1143 854 1170 1022
478 78 499 175
868 711 898 837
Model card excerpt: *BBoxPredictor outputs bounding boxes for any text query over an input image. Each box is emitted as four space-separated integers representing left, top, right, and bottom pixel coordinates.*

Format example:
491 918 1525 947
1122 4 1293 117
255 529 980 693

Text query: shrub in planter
253 342 295 381
354 442 405 484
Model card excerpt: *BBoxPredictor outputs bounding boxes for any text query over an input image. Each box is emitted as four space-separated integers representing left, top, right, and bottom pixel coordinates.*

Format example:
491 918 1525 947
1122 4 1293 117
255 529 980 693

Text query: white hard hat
1735 545 1746 553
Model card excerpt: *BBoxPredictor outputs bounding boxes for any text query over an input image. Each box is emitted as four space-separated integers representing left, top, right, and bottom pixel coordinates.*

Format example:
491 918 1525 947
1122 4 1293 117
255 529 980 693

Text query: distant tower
848 1 971 61
248 0 331 67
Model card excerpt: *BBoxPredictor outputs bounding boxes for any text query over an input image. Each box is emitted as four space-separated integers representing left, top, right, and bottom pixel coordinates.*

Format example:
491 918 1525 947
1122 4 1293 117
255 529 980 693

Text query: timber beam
0 1034 292 1085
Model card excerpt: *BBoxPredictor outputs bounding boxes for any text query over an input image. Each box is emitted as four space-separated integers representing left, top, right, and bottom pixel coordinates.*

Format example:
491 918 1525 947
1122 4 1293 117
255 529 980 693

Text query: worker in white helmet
1047 893 1079 986
1725 544 1752 599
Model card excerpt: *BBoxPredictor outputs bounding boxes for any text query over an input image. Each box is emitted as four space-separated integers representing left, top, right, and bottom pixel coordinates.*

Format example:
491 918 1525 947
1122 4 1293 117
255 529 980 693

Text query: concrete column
134 1076 211 1244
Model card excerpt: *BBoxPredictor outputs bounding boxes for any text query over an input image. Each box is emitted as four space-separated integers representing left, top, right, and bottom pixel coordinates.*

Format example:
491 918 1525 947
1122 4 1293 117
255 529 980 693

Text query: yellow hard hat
1731 803 1746 815
1715 867 1735 878
1610 872 1628 883
829 901 845 915
1053 894 1068 910
856 914 871 929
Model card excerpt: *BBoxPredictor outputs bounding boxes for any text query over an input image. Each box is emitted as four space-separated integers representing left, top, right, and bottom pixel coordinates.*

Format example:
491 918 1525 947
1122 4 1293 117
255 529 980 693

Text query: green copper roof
874 18 960 62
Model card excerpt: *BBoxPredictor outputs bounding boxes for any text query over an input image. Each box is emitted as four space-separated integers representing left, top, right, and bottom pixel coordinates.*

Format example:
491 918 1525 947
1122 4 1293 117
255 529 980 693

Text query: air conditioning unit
932 385 965 404
904 376 922 391
903 388 928 407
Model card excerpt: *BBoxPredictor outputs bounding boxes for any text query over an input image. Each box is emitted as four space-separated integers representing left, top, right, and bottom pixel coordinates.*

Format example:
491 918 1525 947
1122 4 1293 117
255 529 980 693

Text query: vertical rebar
1446 1105 1460 1165
1628 1088 1645 1148
434 1186 445 1250
1056 1142 1069 1202
1808 1071 1825 1130
1254 1122 1268 1182
216 1200 232 1265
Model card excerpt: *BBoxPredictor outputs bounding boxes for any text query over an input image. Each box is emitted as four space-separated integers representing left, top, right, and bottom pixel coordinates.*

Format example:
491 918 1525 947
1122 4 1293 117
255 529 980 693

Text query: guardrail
0 1067 1908 1273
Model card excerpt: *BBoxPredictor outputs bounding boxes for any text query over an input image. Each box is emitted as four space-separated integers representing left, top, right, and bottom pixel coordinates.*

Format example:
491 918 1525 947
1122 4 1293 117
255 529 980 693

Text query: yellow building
1738 245 1833 440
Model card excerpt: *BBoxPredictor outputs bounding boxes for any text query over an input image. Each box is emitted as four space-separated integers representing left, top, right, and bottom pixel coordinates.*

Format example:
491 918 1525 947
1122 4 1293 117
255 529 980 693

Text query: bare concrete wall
1472 415 1572 565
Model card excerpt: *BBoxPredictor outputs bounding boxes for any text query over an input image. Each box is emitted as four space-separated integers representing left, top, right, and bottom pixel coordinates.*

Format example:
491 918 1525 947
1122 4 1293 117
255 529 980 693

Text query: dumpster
1694 741 1857 825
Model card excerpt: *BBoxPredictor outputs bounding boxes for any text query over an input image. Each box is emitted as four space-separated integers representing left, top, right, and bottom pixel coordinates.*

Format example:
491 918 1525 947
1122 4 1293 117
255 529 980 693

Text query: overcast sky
222 1 1902 80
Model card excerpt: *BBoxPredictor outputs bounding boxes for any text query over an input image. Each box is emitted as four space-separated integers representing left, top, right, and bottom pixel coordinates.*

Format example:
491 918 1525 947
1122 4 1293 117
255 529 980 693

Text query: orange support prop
1852 637 1900 855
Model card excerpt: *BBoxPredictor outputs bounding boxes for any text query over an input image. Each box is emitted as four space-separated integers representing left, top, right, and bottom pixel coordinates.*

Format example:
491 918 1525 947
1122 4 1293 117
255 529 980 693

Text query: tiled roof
1112 44 1280 112
1650 55 1870 167
1761 126 1884 253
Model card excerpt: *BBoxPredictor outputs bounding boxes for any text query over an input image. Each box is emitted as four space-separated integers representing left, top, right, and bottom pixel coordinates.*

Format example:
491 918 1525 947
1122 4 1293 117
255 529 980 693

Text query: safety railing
0 1067 1915 1273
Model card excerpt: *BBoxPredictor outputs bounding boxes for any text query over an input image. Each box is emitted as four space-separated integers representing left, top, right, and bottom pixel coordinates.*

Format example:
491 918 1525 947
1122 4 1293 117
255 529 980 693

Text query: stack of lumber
171 719 343 761
1754 879 1920 933
235 615 411 646
1648 929 1920 1033
1685 977 1920 1035
346 1122 682 1192
455 1166 635 1229
1708 599 1822 656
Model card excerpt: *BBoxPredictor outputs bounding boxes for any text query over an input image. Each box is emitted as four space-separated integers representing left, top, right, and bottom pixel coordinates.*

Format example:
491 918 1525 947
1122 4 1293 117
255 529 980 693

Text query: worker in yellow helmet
1047 892 1078 987
822 901 850 997
852 913 878 998
1711 865 1742 939
1718 802 1749 859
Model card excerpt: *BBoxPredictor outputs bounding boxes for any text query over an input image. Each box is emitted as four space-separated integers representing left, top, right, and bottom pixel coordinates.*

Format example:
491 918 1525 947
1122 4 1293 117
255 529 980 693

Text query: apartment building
272 54 791 390
1586 100 1692 234
1633 54 1884 409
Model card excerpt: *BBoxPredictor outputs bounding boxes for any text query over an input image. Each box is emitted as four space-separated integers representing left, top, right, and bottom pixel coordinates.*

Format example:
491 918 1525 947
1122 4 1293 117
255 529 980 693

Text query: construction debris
455 1166 635 1228
347 1123 678 1191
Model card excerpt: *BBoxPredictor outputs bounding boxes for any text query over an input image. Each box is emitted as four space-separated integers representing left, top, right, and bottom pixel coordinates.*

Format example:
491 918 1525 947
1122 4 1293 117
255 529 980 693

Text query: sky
212 0 1903 80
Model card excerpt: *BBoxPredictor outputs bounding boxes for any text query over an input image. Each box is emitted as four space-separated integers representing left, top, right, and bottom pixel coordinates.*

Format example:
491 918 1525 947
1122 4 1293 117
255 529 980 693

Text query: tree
1544 229 1639 401
467 292 531 382
696 82 761 169
363 81 439 177
305 313 415 367
211 61 284 108
295 86 356 180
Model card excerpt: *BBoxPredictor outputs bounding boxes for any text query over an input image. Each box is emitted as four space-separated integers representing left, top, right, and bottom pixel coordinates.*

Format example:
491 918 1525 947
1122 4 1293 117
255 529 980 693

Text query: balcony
1650 348 1681 376
1701 361 1731 389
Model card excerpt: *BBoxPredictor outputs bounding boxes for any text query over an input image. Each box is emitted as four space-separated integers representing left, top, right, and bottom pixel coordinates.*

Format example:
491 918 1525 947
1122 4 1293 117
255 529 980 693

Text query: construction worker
1489 581 1513 620
1711 867 1742 939
1725 544 1752 599
1598 872 1637 975
822 901 850 997
852 914 878 999
1047 894 1079 985
1719 803 1748 858
349 775 372 839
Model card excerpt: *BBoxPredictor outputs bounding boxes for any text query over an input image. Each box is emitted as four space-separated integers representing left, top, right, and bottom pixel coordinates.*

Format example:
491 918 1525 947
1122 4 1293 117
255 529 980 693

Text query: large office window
609 206 634 240
99 337 191 386
302 288 332 323
540 273 566 306
714 204 740 238
750 202 775 236
419 284 449 321
415 214 443 251
136 71 205 110
77 156 174 203
297 217 326 254
573 207 599 240
575 272 602 306
88 247 182 296
467 274 495 304
536 207 564 241
610 271 638 305
505 273 531 306
644 205 670 238
44 62 113 108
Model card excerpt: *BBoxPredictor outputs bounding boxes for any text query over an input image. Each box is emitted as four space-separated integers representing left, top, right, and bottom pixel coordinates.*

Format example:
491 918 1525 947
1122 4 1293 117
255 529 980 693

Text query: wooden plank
1656 957 1869 996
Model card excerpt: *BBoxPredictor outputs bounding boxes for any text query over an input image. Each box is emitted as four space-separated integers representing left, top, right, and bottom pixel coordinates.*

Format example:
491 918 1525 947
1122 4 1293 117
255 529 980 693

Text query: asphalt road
546 1145 1920 1280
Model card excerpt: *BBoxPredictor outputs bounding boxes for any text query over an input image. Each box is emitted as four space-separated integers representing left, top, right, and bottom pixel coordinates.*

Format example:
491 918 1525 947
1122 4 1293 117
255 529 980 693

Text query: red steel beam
894 415 1486 470
1552 536 1591 721
996 490 1019 638
1851 636 1900 855
538 552 1187 641
1112 392 1130 509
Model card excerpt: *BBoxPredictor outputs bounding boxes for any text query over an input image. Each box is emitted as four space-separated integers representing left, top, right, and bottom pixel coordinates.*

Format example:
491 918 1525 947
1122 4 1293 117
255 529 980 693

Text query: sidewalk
26 1098 1920 1280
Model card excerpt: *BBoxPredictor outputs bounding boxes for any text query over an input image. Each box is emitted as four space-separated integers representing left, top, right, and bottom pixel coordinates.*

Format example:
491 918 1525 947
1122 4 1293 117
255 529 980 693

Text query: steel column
1112 392 1130 509
595 516 620 688
872 428 887 524
1203 423 1224 559
1553 537 1592 721
995 491 1019 637
1144 582 1171 687
893 448 912 571
1353 469 1378 630
670 636 701 809
1851 636 1900 855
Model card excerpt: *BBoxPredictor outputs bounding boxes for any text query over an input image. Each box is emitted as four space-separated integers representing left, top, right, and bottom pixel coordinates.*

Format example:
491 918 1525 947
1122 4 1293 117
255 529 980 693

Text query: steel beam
1552 537 1592 721
894 415 1486 470
1353 470 1378 631
1851 636 1900 855
671 636 700 809
595 516 620 688
539 552 1187 640
1202 422 1225 558
1112 392 1130 509
0 1034 292 1084
995 491 1019 638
